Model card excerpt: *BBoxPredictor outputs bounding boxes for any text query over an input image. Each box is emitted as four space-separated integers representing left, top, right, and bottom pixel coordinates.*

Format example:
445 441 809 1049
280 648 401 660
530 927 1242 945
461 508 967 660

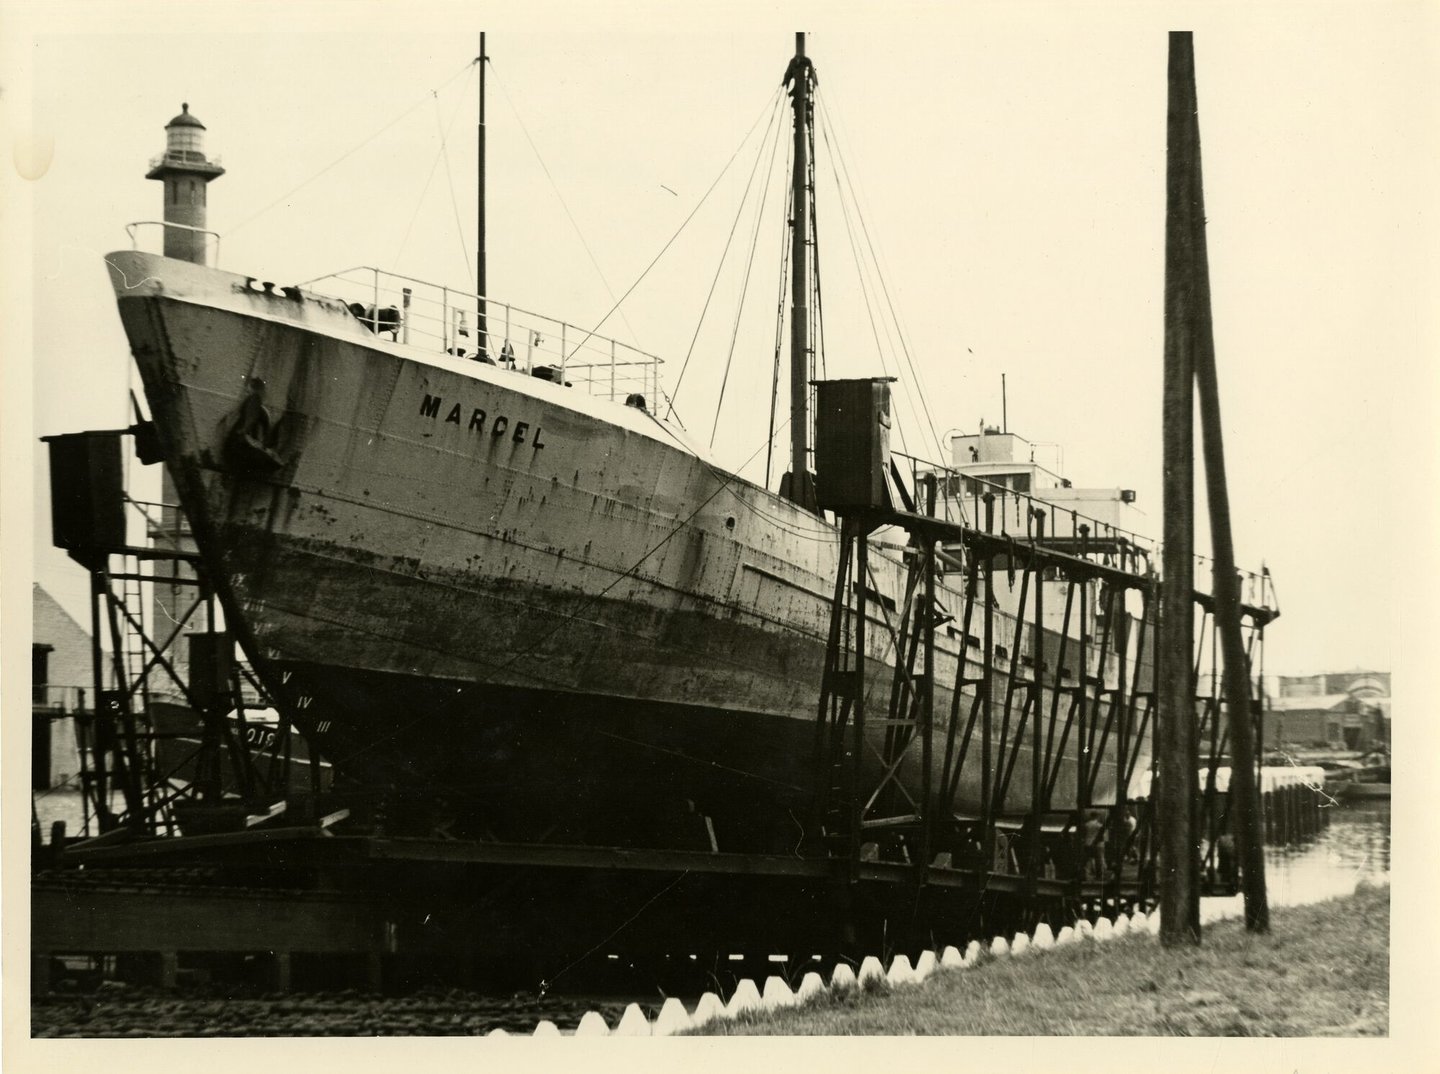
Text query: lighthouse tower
146 104 225 697
145 103 224 264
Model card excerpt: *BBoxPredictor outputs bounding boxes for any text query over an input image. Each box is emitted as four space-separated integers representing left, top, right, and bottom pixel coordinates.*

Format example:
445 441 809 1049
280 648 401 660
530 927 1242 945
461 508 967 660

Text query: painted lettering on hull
420 394 547 451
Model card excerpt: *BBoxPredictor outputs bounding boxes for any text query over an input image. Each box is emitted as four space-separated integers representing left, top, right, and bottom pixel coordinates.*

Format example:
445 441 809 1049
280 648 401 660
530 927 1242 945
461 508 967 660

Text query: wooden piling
1171 29 1270 932
1159 29 1202 946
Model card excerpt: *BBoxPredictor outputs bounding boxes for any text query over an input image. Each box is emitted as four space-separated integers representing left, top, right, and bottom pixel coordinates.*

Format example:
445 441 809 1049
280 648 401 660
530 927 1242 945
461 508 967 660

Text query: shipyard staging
33 31 1327 1027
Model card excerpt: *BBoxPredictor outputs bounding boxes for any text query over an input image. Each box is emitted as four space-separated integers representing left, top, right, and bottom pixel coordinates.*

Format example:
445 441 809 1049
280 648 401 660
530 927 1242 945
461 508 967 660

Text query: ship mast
477 32 488 359
781 32 819 511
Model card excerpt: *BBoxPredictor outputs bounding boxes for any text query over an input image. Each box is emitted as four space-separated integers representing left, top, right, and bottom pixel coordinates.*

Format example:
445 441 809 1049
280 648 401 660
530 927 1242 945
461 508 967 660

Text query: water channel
1201 799 1389 922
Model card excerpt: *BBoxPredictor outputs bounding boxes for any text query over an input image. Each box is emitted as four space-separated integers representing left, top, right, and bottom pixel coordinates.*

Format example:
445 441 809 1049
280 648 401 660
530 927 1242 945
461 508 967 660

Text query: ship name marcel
419 393 547 449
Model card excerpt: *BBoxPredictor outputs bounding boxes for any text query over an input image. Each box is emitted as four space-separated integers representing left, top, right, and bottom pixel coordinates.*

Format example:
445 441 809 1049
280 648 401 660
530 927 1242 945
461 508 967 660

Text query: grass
693 883 1389 1036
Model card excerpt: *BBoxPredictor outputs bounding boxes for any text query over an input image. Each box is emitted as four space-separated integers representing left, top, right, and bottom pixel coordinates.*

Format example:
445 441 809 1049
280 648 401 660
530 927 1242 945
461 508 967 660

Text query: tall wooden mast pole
1176 33 1270 933
1159 30 1202 946
782 32 817 511
477 33 488 358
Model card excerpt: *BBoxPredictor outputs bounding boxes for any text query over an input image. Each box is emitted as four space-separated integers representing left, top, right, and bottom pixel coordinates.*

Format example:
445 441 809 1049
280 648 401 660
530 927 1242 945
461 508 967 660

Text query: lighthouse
145 103 226 689
145 103 224 264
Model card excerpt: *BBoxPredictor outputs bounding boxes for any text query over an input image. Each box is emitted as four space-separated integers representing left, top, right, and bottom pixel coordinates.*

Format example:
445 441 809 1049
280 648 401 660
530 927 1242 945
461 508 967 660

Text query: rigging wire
708 96 789 448
818 92 949 464
646 413 836 540
662 91 784 421
563 87 785 367
486 58 645 350
391 73 474 269
236 63 1008 788
807 100 826 385
816 109 911 457
435 84 474 290
816 97 918 457
765 132 795 489
650 386 688 433
224 57 478 239
815 95 966 530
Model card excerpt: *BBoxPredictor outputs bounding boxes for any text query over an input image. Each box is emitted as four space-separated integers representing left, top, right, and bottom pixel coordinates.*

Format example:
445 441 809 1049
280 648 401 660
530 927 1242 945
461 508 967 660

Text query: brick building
1264 669 1389 752
32 584 96 789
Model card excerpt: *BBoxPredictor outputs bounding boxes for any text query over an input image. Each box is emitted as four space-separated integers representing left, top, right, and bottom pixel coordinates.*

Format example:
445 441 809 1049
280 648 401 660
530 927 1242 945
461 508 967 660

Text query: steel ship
106 36 1157 853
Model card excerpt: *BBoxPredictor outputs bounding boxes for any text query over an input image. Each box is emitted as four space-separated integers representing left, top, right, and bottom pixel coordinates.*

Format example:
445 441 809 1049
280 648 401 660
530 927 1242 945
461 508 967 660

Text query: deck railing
895 451 1274 607
898 453 1157 560
124 221 222 268
303 266 665 407
147 151 224 171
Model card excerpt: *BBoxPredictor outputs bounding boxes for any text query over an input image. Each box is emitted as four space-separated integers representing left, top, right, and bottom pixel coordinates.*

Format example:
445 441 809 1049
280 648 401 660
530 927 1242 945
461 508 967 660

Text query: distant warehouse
1264 670 1389 752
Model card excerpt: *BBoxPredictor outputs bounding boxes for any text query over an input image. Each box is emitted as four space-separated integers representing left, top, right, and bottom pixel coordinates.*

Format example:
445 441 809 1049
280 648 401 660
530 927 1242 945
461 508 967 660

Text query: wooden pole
477 33 487 358
88 571 113 832
1173 34 1271 933
852 524 868 876
1159 29 1202 946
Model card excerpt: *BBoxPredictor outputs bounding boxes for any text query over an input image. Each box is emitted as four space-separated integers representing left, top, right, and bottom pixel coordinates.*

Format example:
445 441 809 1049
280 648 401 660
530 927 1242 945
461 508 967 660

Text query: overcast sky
8 2 1438 680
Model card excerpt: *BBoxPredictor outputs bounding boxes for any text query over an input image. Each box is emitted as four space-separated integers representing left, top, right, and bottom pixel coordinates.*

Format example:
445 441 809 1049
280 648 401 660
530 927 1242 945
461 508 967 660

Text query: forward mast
781 31 819 512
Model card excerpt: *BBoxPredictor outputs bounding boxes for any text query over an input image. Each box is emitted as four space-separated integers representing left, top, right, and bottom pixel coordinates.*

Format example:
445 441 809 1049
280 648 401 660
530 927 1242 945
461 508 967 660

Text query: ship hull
107 250 1144 851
